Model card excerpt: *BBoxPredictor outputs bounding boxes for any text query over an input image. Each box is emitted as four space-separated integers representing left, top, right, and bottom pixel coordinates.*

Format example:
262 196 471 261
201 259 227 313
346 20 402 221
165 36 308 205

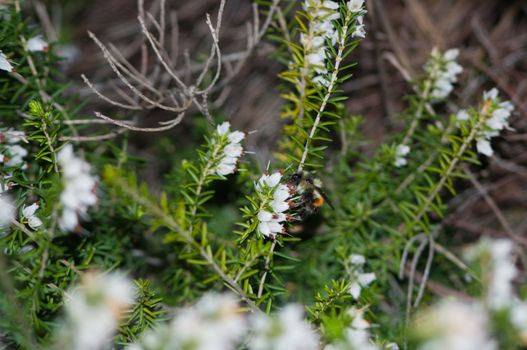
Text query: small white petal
349 254 365 265
349 282 362 299
216 163 236 176
27 215 43 230
272 212 287 222
4 129 25 143
273 184 290 201
257 210 273 222
394 157 408 167
358 272 376 286
456 109 470 121
5 145 28 167
267 221 284 233
0 196 15 227
270 199 289 213
219 156 239 166
27 36 48 52
224 143 243 158
265 172 282 188
216 122 231 135
444 48 460 61
395 144 410 157
386 343 400 350
258 221 271 237
476 138 493 157
483 88 499 101
0 51 14 72
59 208 79 231
58 144 75 164
22 203 39 217
347 0 364 12
228 130 245 143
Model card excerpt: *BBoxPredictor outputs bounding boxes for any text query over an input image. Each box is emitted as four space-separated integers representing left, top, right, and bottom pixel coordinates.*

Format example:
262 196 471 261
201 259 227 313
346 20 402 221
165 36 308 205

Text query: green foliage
118 279 165 343
1 1 525 349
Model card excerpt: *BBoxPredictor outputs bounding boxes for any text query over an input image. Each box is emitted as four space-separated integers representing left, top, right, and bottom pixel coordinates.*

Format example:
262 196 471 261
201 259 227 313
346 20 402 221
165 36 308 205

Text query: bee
287 170 333 218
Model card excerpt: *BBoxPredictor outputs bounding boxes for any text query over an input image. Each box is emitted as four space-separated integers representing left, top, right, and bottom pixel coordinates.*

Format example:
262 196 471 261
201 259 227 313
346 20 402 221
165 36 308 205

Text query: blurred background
34 0 527 242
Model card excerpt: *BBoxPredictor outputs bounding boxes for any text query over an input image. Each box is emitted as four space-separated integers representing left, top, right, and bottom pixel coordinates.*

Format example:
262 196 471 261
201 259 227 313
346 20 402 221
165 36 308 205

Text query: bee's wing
315 186 334 209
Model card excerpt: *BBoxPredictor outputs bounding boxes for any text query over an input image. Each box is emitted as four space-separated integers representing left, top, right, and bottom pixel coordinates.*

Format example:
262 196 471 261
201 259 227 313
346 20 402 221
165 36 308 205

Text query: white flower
1 128 26 143
256 172 283 192
444 48 459 61
414 300 496 350
350 254 366 265
22 203 43 229
228 130 245 143
483 88 499 101
476 138 493 156
456 109 469 122
487 239 517 309
0 195 14 228
64 272 135 350
250 304 319 350
57 145 98 231
27 35 49 52
394 144 410 167
4 144 28 167
0 51 14 72
425 48 463 100
217 121 231 135
347 0 364 12
325 308 380 350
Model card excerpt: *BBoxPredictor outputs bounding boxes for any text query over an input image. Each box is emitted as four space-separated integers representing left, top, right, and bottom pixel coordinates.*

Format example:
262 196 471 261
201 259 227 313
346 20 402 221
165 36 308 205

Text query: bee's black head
288 171 303 185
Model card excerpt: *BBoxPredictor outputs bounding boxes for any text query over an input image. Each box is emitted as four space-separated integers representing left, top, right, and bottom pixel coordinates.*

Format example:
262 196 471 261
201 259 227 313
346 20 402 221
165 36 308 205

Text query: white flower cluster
0 51 14 72
302 0 365 86
250 304 319 350
415 238 527 349
130 293 246 350
57 145 98 232
0 195 14 228
302 0 339 86
22 203 42 230
485 239 517 309
347 254 376 299
424 48 463 100
212 122 245 176
63 272 135 350
0 128 28 168
129 294 318 350
481 239 527 345
255 172 292 239
325 308 393 350
415 300 496 350
348 0 366 38
394 144 410 168
475 88 514 157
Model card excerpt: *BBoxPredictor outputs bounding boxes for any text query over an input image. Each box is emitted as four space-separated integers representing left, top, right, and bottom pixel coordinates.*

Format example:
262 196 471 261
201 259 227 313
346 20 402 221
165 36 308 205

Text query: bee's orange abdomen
312 196 325 208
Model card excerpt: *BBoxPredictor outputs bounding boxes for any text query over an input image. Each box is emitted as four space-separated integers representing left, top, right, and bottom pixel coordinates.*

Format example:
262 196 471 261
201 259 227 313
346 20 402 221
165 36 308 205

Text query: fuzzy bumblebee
287 171 333 218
